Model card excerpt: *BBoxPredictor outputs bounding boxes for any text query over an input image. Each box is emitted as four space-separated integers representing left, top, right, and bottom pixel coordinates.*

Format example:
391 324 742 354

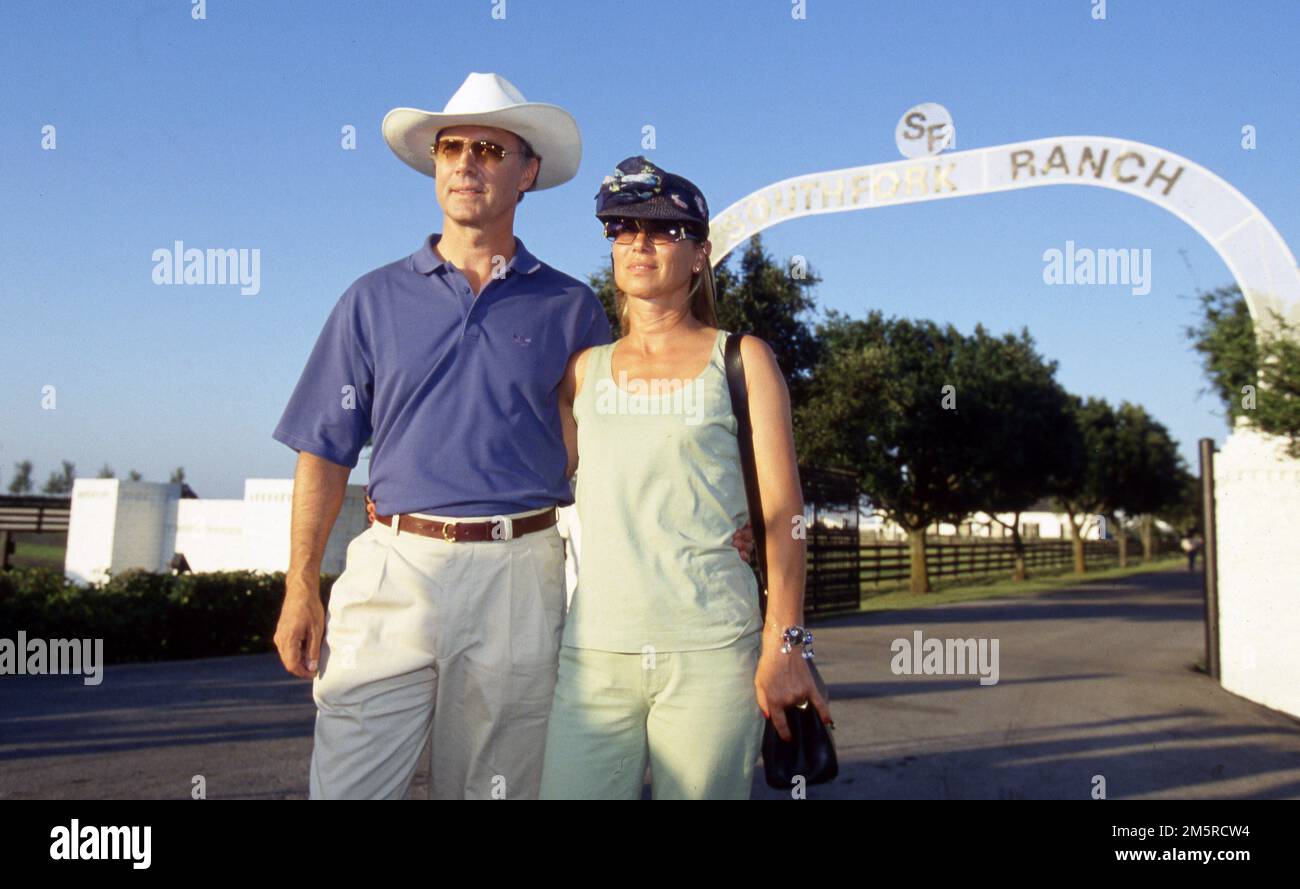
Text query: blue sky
3 0 1298 498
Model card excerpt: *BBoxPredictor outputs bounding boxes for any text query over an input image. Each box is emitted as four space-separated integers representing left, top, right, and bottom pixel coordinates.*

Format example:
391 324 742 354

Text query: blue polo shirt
272 233 612 517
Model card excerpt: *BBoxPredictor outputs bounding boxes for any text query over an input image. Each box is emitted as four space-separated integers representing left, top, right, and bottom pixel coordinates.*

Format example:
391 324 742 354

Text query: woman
537 156 831 799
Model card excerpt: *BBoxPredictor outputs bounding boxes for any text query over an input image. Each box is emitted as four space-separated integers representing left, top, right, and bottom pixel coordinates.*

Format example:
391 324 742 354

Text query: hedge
0 568 339 665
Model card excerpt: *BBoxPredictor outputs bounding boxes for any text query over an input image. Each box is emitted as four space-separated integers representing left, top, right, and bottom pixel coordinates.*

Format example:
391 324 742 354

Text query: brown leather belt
374 508 557 542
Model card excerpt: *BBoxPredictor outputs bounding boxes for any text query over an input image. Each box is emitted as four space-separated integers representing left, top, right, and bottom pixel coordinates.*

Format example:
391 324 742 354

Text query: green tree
1157 468 1203 538
959 328 1079 581
1107 402 1186 563
1186 285 1257 423
127 470 143 481
1256 318 1300 457
8 460 34 494
1186 285 1300 456
796 312 994 592
1051 397 1118 574
712 236 823 402
97 464 116 479
41 460 76 494
169 467 186 485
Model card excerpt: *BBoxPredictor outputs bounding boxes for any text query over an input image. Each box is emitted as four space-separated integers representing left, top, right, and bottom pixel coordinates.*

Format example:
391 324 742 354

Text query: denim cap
594 155 709 237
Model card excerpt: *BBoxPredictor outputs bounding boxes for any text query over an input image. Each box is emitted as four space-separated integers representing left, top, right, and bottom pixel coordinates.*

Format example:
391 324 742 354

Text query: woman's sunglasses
603 217 702 245
431 137 527 165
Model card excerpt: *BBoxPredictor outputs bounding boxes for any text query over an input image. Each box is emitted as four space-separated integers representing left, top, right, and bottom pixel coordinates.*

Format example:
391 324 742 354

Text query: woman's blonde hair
614 250 718 336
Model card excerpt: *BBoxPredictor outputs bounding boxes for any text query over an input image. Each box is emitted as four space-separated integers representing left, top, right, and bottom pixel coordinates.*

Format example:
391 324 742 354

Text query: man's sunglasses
603 217 702 245
431 137 528 165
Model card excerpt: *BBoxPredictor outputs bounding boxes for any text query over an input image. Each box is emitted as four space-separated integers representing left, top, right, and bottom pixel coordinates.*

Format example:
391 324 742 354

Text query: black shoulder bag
723 332 838 790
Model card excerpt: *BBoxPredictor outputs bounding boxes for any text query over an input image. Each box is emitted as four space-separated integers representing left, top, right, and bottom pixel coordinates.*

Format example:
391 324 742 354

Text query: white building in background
63 477 586 600
64 478 370 584
860 497 1173 541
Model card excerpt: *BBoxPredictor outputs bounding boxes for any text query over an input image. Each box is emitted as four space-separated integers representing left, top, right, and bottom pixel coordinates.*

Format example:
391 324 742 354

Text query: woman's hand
754 645 832 742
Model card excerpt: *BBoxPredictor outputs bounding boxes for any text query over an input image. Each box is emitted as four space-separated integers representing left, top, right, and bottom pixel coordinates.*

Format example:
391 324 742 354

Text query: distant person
1181 531 1202 571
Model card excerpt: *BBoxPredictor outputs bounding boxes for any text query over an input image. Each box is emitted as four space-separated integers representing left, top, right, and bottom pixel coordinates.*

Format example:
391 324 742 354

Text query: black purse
723 332 838 790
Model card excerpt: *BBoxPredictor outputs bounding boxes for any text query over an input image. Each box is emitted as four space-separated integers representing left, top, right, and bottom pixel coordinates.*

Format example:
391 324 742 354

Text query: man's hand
277 450 347 679
365 493 376 525
731 521 754 562
274 577 325 678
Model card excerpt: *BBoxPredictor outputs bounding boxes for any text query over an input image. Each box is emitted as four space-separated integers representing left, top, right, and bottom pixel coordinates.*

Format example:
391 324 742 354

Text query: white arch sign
708 136 1300 335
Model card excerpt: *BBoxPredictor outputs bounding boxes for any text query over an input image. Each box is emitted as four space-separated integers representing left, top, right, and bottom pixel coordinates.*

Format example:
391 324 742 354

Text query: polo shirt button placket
459 278 479 340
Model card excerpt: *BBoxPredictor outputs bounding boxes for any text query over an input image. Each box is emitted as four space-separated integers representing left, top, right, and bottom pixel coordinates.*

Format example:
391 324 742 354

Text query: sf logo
896 103 956 158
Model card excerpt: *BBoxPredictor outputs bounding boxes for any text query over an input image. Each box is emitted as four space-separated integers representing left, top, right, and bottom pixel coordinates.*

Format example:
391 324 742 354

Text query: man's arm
288 450 350 580
273 450 351 678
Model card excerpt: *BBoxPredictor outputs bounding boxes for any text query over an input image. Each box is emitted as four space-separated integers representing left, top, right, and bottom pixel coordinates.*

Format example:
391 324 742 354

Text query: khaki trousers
309 505 566 799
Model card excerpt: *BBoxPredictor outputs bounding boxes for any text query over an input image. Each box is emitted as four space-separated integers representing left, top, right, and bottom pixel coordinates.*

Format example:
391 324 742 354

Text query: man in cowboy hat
270 72 612 800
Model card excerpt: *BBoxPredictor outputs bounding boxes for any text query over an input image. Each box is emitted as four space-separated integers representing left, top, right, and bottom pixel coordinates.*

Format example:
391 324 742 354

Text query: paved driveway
755 567 1300 799
2 567 1296 799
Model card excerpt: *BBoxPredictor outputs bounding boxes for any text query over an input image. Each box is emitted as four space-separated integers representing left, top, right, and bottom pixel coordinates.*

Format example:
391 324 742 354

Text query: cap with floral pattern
594 155 709 236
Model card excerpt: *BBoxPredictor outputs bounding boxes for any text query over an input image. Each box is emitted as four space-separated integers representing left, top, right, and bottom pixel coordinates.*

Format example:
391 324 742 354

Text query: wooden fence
802 536 1182 614
0 495 72 570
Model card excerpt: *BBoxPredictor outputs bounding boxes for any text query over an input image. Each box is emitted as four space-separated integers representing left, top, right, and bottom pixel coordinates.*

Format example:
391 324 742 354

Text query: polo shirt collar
410 232 543 277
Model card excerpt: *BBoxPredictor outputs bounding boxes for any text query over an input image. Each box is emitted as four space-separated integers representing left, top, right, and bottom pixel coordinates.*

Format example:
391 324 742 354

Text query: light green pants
538 636 765 799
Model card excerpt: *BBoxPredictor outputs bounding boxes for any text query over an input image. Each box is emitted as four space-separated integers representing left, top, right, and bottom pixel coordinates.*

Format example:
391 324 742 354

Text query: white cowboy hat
382 72 581 191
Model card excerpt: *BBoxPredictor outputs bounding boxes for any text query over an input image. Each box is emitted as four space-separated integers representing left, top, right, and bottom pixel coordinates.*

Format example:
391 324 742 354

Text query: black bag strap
724 332 768 619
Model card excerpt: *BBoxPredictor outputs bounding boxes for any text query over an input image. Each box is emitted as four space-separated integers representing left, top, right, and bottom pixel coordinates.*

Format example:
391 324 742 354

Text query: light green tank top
563 327 762 653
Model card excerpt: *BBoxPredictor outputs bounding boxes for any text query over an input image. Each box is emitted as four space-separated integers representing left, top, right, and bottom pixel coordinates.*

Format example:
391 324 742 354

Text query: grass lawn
854 555 1188 614
8 532 67 569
